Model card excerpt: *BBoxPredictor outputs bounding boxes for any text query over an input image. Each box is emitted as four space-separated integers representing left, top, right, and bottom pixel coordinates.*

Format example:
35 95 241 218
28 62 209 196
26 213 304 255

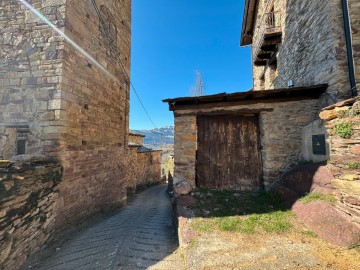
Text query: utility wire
89 0 159 131
130 81 158 130
117 58 158 130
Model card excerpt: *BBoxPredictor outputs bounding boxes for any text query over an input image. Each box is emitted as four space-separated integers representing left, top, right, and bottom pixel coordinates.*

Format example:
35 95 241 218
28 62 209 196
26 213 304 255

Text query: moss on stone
338 108 350 119
42 170 62 185
0 181 6 195
27 190 41 208
6 208 20 219
39 212 47 223
0 179 20 202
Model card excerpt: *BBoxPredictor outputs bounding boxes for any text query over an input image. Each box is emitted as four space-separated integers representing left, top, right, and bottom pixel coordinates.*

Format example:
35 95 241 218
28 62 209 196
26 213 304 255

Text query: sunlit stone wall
0 0 132 231
251 0 359 103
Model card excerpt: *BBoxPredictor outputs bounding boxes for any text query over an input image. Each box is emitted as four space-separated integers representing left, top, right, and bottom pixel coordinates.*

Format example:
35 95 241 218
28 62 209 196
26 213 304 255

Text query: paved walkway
26 185 183 270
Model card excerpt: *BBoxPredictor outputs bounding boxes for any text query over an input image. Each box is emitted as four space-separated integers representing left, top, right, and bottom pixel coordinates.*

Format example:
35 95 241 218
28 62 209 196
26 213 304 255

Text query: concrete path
26 185 183 270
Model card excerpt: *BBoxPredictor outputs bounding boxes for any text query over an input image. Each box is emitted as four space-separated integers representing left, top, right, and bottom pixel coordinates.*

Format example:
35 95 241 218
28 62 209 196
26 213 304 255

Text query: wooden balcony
253 12 282 66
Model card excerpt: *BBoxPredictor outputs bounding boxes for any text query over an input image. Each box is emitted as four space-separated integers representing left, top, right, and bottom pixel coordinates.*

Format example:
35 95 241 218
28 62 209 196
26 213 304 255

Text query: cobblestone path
27 185 183 270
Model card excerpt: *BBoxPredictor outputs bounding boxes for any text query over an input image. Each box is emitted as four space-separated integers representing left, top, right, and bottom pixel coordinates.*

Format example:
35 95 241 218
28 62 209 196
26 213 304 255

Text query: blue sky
130 0 253 130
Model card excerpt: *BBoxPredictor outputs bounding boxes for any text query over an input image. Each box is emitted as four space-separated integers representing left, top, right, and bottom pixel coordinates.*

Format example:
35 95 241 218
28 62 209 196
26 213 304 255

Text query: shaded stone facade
0 158 62 270
242 0 359 103
1 0 131 231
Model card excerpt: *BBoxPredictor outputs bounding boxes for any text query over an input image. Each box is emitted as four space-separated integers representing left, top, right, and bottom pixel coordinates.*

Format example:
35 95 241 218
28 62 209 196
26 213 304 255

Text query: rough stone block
292 200 360 247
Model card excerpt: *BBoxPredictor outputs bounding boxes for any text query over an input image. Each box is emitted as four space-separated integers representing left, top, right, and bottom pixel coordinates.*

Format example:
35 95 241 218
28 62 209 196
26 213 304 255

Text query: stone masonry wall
252 0 359 103
127 147 162 194
129 133 144 146
252 0 286 90
52 0 131 229
320 97 360 223
173 115 197 184
274 0 344 100
0 158 62 270
0 0 66 158
173 98 321 188
66 0 130 226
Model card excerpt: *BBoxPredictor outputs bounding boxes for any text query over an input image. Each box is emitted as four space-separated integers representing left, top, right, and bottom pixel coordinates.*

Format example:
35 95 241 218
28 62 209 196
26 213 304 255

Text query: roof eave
163 84 328 111
240 0 258 46
129 132 145 138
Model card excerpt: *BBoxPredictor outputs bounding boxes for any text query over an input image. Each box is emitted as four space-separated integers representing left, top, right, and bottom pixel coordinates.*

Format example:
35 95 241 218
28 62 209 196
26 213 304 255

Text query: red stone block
352 145 360 154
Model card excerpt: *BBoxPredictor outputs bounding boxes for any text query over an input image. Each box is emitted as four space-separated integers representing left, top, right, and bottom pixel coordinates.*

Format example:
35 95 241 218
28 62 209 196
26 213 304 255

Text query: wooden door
196 115 262 190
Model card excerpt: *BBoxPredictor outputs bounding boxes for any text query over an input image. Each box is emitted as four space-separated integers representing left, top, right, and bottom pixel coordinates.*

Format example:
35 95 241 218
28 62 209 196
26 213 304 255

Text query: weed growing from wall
334 122 353 139
347 162 360 169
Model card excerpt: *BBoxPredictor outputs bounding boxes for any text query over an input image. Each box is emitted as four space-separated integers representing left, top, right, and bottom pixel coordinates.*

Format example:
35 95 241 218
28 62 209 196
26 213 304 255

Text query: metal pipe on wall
341 0 358 97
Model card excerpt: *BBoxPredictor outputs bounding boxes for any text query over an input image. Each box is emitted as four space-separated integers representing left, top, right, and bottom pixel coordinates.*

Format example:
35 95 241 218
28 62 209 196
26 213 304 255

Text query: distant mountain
132 126 174 149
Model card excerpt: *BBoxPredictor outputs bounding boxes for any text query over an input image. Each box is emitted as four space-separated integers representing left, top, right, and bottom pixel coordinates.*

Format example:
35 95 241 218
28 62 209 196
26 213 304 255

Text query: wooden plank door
196 115 262 190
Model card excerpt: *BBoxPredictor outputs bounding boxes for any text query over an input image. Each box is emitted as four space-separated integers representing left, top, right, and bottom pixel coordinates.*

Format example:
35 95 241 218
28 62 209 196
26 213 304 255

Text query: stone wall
0 0 67 158
52 0 131 229
129 133 144 146
127 147 162 194
173 115 197 184
0 157 62 270
173 98 321 189
252 0 286 90
252 0 359 103
320 97 360 223
274 0 343 100
1 0 131 230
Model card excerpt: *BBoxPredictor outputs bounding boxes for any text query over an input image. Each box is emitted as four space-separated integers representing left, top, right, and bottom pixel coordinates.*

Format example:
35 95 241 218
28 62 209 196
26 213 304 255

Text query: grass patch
257 211 294 233
192 211 293 234
300 192 335 205
191 218 216 233
190 189 293 234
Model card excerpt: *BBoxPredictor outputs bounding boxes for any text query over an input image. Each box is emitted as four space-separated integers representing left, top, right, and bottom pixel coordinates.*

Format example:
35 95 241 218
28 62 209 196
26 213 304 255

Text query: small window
16 128 29 155
16 140 26 155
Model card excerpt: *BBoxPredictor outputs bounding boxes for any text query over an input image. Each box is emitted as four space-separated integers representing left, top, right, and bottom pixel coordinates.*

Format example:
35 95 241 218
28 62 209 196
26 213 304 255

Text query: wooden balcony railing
253 11 282 66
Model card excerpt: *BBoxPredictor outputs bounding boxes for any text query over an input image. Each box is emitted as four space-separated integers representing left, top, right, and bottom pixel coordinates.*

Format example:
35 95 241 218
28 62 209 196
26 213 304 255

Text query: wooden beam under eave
174 108 274 117
240 0 259 46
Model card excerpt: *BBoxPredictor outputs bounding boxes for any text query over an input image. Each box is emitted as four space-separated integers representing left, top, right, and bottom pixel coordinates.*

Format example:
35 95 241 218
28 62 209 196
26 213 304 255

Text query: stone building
164 85 327 189
0 0 131 229
241 0 359 100
165 0 359 191
129 132 145 146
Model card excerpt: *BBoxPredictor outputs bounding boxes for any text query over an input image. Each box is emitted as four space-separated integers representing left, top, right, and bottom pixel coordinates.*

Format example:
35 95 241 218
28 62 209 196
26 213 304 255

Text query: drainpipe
341 0 357 97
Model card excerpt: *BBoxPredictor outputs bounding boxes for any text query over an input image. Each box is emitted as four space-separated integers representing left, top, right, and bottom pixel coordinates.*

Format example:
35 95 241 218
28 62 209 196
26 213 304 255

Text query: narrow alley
24 185 183 270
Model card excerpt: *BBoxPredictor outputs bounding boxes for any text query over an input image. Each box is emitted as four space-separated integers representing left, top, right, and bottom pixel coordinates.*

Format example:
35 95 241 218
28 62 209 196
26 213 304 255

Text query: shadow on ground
23 185 183 270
